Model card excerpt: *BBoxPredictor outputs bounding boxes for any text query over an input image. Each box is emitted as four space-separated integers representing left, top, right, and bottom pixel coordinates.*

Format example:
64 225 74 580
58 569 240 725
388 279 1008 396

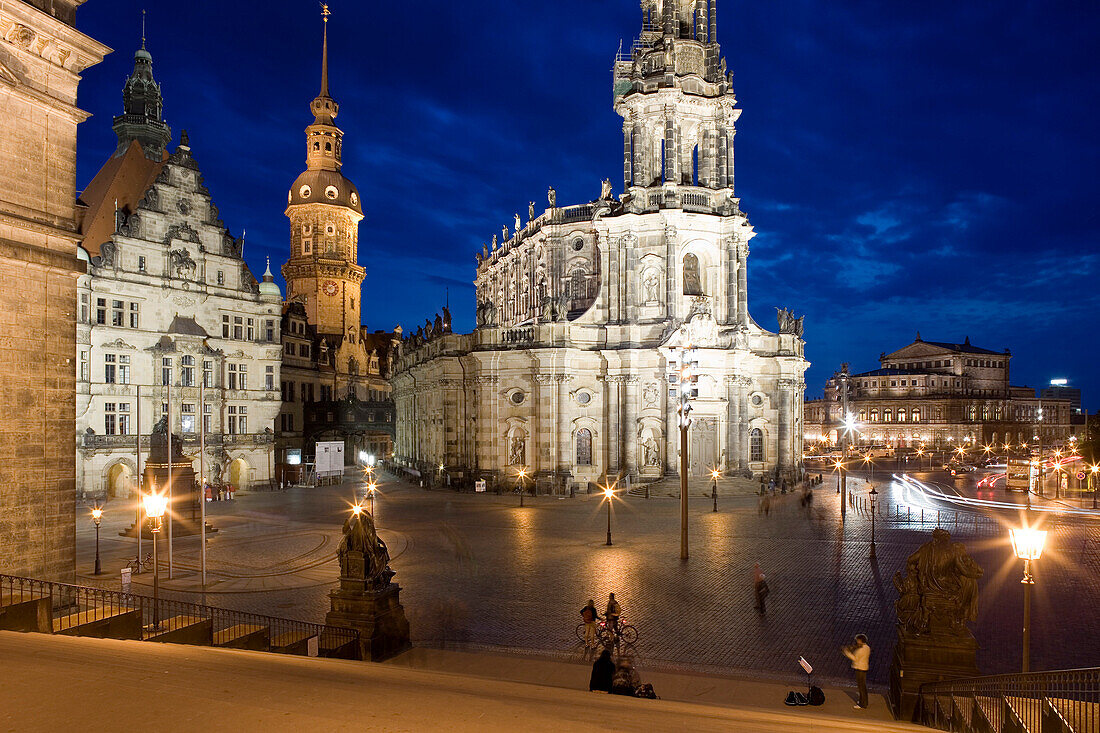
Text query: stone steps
214 623 271 651
143 614 213 645
0 591 51 633
53 606 142 640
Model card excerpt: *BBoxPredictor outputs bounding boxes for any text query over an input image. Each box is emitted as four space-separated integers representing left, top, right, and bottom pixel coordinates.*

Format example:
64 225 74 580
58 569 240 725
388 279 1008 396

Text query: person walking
753 564 770 613
842 634 871 709
589 647 614 692
580 599 602 656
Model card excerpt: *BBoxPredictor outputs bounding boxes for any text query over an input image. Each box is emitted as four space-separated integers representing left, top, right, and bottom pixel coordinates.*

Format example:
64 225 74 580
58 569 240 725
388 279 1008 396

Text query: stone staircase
919 670 1100 733
0 573 358 660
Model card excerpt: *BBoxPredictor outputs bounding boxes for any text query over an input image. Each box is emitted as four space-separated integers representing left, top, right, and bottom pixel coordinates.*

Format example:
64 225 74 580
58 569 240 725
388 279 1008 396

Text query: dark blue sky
73 1 1099 408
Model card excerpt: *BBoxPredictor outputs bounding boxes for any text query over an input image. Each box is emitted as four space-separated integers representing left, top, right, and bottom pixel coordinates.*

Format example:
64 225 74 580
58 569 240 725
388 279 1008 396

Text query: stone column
664 114 676 184
726 129 736 193
717 124 728 189
665 225 678 320
736 376 752 470
624 377 639 477
736 241 749 326
777 380 791 473
623 120 633 189
634 122 646 188
725 236 738 324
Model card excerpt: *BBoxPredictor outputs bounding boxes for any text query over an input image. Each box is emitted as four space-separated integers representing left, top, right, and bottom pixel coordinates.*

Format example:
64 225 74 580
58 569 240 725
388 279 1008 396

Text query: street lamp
710 469 720 512
367 482 377 515
91 505 103 575
868 484 878 560
1091 465 1099 510
517 468 528 507
602 484 615 546
1010 523 1047 673
142 488 168 631
862 454 875 480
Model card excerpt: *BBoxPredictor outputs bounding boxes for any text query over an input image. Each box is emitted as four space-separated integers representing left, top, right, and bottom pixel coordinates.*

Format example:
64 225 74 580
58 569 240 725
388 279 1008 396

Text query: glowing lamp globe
143 492 167 520
1010 528 1047 562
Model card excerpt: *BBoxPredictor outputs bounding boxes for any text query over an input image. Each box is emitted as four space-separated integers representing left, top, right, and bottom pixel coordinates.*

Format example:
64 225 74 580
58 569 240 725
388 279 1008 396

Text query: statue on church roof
528 201 535 221
599 178 613 201
547 186 556 208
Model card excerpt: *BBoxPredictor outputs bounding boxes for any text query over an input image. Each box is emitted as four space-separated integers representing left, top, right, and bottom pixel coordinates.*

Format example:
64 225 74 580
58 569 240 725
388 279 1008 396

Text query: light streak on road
891 473 1100 519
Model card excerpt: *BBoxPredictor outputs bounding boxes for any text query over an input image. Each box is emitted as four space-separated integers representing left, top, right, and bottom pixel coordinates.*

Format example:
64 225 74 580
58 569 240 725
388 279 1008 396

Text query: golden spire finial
321 3 330 22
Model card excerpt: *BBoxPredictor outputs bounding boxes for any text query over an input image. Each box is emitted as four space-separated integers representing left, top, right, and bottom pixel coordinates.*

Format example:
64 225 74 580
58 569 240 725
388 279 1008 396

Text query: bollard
921 508 924 524
908 507 911 523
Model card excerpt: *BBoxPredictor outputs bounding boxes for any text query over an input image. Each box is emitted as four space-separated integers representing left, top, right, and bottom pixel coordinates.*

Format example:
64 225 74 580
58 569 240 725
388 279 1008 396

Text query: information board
315 441 345 478
1006 459 1031 492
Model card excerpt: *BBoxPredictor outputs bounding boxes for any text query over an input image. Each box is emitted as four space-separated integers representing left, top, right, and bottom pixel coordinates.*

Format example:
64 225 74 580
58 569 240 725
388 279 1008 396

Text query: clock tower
282 6 364 338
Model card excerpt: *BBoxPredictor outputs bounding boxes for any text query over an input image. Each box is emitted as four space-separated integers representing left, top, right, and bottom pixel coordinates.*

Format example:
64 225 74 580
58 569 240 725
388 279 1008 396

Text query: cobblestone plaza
75 469 1100 686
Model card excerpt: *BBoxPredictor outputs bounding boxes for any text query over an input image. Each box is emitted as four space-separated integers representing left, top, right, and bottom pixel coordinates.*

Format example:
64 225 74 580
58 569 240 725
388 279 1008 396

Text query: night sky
72 1 1099 408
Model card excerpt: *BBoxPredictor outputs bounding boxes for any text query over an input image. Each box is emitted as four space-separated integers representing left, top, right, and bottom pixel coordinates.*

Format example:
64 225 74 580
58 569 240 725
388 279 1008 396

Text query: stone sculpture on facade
776 307 805 337
509 437 525 465
889 528 984 721
547 186 556 208
599 178 613 201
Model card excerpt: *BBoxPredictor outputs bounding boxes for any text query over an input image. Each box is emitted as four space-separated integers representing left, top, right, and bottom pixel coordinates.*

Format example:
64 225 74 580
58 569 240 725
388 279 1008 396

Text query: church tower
283 6 365 340
614 0 740 194
111 38 172 160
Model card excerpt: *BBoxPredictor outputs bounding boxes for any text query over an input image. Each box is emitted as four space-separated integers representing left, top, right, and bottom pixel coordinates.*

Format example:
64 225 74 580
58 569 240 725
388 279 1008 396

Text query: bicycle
125 554 153 573
575 617 638 648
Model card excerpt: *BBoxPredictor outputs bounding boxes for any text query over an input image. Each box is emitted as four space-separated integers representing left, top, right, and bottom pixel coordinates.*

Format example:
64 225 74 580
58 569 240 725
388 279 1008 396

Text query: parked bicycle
125 554 153 573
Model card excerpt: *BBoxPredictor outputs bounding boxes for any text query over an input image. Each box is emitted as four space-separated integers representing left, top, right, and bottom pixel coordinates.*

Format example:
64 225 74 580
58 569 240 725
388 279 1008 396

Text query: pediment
885 342 955 360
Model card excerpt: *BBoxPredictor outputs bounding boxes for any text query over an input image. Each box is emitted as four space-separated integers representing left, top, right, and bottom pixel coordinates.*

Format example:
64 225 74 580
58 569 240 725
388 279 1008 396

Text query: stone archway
228 458 251 492
105 461 134 499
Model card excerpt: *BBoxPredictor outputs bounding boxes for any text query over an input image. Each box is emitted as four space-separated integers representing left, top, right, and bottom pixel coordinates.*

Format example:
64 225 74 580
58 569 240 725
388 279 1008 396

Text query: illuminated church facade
392 1 808 490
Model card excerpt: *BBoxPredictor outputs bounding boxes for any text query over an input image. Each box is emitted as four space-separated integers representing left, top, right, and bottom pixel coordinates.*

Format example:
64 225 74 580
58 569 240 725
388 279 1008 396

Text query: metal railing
0 573 358 657
919 668 1100 733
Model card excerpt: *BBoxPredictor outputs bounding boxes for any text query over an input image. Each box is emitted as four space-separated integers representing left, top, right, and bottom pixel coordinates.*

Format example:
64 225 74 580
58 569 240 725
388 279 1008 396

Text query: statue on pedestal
889 528 984 721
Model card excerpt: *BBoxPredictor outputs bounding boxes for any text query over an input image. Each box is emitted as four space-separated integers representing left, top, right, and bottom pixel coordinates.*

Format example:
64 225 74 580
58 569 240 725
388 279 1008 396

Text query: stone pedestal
326 580 411 662
119 429 216 538
889 629 980 722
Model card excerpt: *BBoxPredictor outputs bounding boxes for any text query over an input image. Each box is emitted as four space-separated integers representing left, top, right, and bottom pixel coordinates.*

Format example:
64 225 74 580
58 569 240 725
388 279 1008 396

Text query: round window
572 239 584 252
299 185 312 198
576 392 591 405
510 391 525 405
350 192 359 206
751 394 764 407
325 186 339 200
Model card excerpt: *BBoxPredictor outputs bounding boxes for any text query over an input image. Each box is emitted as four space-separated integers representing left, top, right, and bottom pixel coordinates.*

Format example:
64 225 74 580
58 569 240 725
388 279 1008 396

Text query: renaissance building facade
76 44 282 498
804 335 1073 450
393 1 808 490
275 14 397 479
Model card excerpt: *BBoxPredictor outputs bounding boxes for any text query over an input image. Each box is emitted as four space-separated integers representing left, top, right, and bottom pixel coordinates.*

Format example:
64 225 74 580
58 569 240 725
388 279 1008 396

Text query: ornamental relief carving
0 18 88 71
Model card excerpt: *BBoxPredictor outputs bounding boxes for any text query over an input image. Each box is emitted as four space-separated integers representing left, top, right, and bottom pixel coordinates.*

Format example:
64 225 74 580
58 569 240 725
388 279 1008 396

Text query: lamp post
673 339 697 561
603 484 615 546
91 505 103 575
868 484 878 559
142 488 168 631
367 482 378 515
1010 523 1047 673
863 455 875 481
1091 465 1098 510
710 469 719 512
517 468 527 507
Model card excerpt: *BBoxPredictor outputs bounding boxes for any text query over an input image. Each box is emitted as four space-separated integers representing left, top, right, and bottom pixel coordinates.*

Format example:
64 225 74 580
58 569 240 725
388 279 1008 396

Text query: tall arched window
897 409 907 423
576 428 592 466
912 409 921 423
683 253 703 295
870 409 879 422
749 428 764 462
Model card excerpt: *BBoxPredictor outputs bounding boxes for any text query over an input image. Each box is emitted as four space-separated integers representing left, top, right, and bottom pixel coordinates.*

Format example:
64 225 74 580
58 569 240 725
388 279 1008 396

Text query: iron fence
920 668 1100 733
0 573 358 657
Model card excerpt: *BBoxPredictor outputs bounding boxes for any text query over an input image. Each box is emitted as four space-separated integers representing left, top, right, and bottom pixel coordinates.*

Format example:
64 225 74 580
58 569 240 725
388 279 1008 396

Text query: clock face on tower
322 280 339 297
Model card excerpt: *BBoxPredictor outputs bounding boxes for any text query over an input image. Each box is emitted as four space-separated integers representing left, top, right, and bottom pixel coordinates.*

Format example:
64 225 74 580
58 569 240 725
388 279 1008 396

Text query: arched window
683 253 703 295
883 410 893 423
912 409 921 423
749 428 764 462
858 410 866 422
576 428 592 466
897 409 907 423
870 409 879 422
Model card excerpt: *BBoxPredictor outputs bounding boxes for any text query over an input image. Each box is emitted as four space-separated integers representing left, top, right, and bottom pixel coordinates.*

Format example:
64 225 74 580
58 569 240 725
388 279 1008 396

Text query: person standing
842 634 871 709
753 564 770 613
580 599 602 656
605 593 622 636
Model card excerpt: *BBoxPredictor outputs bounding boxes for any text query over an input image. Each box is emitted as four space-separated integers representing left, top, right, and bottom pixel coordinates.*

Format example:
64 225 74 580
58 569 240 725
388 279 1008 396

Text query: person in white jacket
842 634 871 709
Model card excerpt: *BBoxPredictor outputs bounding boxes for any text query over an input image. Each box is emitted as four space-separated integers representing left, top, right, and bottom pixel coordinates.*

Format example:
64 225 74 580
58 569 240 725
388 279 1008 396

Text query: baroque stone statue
894 528 983 636
547 186 556 208
337 508 394 589
599 178 613 201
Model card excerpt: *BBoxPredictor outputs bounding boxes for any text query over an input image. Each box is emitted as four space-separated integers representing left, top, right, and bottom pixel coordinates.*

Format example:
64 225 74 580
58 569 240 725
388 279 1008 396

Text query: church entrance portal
689 419 717 476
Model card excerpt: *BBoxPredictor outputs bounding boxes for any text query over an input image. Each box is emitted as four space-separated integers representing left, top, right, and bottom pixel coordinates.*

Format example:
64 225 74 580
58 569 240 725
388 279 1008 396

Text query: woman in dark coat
589 648 614 692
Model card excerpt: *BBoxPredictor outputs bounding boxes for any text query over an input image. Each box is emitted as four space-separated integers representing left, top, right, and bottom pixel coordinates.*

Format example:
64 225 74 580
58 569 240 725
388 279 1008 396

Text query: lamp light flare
1011 528 1047 562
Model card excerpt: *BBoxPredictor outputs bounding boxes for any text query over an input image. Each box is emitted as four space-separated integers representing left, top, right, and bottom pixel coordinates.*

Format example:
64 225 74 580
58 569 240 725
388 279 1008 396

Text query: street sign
1077 471 1086 481
475 480 486 493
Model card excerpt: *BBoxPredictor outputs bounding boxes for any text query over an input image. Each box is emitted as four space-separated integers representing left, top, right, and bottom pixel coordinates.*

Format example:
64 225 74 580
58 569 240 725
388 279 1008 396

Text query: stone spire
305 4 342 172
112 37 172 160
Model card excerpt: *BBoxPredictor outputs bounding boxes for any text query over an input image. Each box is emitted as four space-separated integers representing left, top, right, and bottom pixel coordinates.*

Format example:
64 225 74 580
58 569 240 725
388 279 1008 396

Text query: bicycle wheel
596 625 614 646
575 623 587 642
619 625 638 645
